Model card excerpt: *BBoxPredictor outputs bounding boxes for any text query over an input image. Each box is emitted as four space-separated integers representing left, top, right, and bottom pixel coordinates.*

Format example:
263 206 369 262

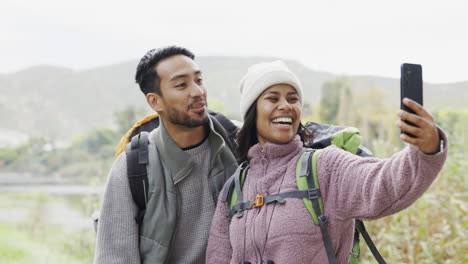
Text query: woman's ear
146 93 164 112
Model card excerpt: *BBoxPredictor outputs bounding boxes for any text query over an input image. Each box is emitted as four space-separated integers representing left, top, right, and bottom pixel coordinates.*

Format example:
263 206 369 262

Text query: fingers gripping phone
400 63 423 137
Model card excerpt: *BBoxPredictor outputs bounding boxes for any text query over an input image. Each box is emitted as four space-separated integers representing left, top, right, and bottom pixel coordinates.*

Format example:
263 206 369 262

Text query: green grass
0 222 92 264
0 223 37 264
0 193 96 264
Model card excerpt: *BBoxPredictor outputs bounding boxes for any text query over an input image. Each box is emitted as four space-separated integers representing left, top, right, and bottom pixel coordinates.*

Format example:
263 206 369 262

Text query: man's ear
146 93 164 112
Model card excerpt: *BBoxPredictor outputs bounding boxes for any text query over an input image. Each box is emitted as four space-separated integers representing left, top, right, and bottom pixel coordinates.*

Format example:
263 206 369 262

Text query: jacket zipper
207 164 218 207
164 185 180 264
251 147 269 262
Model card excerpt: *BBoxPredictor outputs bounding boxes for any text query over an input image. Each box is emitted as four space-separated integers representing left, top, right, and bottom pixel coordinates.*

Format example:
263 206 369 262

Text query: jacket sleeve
318 128 448 220
206 192 232 264
94 153 141 264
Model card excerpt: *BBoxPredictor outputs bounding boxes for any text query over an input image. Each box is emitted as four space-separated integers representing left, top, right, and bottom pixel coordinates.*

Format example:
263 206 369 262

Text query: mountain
0 57 466 143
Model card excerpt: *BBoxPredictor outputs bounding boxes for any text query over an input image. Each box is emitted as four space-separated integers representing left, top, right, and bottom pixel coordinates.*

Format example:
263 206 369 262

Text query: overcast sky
1 0 467 83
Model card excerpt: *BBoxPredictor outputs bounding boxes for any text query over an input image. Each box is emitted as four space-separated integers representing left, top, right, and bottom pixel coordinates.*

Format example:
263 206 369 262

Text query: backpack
118 110 239 225
92 110 238 232
221 126 386 264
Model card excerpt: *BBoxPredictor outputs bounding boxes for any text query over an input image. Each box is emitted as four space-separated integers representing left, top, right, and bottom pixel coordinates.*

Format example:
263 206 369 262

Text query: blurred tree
336 83 353 126
434 108 468 134
0 147 19 166
353 85 398 153
302 101 312 117
208 97 226 113
319 77 350 124
208 97 241 121
73 128 118 154
114 106 148 135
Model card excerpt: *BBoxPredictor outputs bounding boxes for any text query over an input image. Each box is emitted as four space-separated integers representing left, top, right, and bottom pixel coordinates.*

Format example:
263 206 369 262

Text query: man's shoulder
106 151 130 185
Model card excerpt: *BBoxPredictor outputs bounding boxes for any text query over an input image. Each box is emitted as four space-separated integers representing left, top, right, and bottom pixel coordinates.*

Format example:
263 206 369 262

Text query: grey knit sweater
94 138 214 264
167 138 213 263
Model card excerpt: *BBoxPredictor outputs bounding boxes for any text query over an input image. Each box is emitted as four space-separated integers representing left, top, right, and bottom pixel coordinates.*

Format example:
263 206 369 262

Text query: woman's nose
278 98 292 110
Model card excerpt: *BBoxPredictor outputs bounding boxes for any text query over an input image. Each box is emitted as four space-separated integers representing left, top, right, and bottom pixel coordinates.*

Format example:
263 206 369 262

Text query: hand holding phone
400 63 423 137
398 63 441 154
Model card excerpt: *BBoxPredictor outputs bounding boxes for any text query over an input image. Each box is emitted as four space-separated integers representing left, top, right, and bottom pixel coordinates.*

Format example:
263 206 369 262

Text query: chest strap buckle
251 194 265 208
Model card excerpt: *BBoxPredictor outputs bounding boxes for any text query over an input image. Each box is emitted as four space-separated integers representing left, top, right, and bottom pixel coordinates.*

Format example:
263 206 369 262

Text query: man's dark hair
135 46 195 95
236 102 314 163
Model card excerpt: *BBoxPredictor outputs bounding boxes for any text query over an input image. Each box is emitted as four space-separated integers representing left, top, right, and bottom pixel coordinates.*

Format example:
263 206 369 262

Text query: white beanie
239 60 303 121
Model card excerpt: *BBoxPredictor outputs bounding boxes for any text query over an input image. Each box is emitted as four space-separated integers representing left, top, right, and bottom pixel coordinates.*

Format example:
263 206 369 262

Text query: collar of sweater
151 115 226 184
247 135 303 171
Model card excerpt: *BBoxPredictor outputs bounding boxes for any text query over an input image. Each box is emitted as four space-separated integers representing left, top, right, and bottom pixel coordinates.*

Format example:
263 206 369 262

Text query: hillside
0 57 466 143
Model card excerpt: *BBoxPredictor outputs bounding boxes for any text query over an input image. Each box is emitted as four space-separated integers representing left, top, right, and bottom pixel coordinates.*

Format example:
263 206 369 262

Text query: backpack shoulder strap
116 114 159 157
125 131 150 225
355 219 387 263
208 110 238 139
208 110 238 152
296 148 338 264
223 162 249 219
295 149 323 224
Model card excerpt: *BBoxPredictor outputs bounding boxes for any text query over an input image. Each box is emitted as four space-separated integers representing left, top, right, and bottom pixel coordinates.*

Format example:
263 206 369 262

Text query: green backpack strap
295 127 361 223
295 148 360 264
299 128 385 264
296 149 338 264
295 127 361 264
296 149 323 224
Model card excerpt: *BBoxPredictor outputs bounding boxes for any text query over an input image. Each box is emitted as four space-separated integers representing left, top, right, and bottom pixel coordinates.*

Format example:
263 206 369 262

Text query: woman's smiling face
255 84 302 146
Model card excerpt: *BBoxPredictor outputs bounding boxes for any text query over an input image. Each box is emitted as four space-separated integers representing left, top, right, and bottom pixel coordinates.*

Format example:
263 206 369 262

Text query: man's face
154 55 208 128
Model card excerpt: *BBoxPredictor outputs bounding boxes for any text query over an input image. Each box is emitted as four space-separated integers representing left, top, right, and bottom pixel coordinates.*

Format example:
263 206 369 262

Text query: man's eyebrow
170 74 188 82
170 71 202 81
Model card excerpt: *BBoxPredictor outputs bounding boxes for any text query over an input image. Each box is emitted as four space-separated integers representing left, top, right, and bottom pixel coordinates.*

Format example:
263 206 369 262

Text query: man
94 46 238 263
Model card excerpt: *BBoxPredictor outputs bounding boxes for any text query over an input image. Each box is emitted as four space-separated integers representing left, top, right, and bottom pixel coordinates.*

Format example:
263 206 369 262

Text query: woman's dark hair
235 102 314 163
235 102 258 163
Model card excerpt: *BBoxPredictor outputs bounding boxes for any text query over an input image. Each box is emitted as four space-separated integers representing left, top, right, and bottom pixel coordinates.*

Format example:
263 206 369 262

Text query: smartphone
400 63 423 137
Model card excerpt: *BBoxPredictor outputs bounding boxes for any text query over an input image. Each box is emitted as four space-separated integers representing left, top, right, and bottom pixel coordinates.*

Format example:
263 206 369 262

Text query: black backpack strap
208 110 238 152
130 117 160 139
228 200 255 219
355 219 387 264
264 189 318 204
208 110 238 139
126 131 150 225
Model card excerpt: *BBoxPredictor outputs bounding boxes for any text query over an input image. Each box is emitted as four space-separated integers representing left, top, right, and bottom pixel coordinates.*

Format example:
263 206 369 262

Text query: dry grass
360 121 467 263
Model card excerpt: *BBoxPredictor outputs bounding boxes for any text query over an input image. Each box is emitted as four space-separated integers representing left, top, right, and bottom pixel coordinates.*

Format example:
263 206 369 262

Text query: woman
206 61 447 264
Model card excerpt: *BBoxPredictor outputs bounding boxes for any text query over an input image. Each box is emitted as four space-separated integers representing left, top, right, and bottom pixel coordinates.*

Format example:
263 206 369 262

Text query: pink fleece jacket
206 131 448 264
